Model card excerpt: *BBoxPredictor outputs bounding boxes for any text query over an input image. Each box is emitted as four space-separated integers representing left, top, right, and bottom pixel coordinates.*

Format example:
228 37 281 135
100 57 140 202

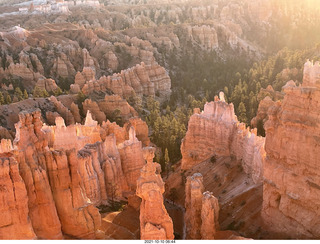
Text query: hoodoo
136 147 174 240
184 173 220 240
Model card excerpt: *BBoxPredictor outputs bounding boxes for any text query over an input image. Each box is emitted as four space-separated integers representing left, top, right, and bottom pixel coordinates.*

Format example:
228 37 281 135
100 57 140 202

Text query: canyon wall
262 61 320 238
181 94 265 183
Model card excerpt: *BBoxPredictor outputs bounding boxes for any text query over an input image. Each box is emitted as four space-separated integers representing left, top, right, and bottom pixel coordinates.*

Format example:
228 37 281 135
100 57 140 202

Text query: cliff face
251 96 276 128
181 95 265 183
80 62 171 98
262 61 320 238
136 147 174 240
186 25 219 50
0 108 148 239
181 100 237 169
0 156 36 240
14 111 63 240
118 127 145 191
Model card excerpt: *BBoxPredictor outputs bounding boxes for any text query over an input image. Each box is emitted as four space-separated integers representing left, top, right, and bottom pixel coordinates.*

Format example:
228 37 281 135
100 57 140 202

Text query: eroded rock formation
118 127 145 191
14 111 63 240
187 25 219 50
181 93 265 183
80 62 171 98
201 191 220 239
136 147 174 240
262 61 320 238
185 173 204 239
0 107 149 239
251 96 276 129
0 156 36 240
185 173 220 240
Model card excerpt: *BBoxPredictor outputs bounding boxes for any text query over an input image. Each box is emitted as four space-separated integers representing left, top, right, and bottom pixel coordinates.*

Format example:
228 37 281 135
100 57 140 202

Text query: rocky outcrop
35 78 60 93
83 48 98 72
107 51 119 71
101 120 127 144
118 127 145 191
8 110 104 239
181 93 265 183
83 99 107 124
187 25 219 50
81 62 171 98
51 52 76 78
136 147 174 240
185 173 204 239
303 60 320 88
49 96 76 125
74 67 95 90
70 102 82 123
0 156 36 240
181 98 237 170
100 134 130 198
262 62 320 238
201 191 220 240
185 173 220 240
230 125 265 183
97 95 138 122
0 139 13 153
251 96 275 128
46 149 101 239
256 85 284 102
14 111 63 239
124 117 150 146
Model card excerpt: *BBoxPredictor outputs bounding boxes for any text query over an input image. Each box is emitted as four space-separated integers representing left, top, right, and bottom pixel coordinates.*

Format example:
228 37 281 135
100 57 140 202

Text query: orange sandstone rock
181 99 238 170
185 173 204 239
181 93 265 183
13 111 63 239
262 63 320 238
118 127 145 191
201 191 220 239
136 147 174 240
251 96 276 128
0 156 36 240
81 62 171 98
124 117 150 146
185 173 220 240
46 149 101 239
97 94 138 122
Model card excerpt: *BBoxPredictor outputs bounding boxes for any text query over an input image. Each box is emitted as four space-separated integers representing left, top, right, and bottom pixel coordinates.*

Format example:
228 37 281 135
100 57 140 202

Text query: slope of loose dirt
164 156 263 239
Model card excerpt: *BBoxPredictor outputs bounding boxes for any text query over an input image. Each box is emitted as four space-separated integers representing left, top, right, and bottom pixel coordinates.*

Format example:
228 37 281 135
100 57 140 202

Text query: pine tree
32 86 42 98
164 148 170 178
0 92 4 105
238 102 247 124
23 89 28 99
14 87 23 101
5 94 11 104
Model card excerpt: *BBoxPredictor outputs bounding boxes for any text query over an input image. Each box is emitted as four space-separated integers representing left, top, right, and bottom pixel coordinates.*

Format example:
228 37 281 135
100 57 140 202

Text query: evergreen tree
238 102 247 124
14 87 23 101
164 148 170 177
5 94 11 104
23 89 28 99
0 92 4 105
